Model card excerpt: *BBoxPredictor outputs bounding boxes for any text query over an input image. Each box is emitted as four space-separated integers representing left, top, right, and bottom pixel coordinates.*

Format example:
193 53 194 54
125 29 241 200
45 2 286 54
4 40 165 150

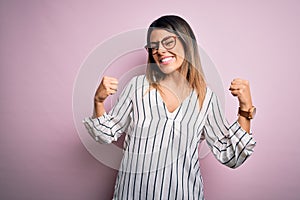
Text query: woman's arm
93 76 119 118
229 78 254 133
93 102 106 118
203 88 256 168
83 76 134 144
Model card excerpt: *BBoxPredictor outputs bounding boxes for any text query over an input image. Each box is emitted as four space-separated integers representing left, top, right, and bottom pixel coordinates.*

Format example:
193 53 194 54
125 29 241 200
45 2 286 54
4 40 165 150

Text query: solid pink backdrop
1 0 299 199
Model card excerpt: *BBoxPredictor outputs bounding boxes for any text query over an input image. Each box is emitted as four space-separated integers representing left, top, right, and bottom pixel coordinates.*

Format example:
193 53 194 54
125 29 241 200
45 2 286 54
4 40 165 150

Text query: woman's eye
167 41 174 45
165 41 174 47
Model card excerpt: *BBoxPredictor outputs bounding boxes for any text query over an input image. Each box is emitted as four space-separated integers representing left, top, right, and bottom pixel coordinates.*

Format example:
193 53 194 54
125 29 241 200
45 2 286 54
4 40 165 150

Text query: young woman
83 15 256 200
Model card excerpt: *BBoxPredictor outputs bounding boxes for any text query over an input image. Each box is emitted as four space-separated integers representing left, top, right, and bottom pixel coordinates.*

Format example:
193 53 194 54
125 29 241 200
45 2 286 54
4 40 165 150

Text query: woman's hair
146 15 207 107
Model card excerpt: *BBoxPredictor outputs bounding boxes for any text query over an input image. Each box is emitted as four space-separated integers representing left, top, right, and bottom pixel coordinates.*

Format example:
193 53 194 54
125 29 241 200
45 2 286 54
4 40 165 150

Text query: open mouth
159 56 175 65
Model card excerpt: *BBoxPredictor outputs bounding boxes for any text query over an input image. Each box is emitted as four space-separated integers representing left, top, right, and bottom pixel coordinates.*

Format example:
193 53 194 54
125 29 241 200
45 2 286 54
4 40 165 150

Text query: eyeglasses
145 36 178 55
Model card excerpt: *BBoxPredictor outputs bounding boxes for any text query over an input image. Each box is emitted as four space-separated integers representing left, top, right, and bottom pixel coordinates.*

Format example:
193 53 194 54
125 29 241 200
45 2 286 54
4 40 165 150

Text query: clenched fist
94 76 119 103
229 78 253 110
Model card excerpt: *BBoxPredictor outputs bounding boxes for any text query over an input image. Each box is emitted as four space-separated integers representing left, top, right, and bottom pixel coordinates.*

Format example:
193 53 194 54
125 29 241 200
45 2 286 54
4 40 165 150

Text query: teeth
161 57 173 63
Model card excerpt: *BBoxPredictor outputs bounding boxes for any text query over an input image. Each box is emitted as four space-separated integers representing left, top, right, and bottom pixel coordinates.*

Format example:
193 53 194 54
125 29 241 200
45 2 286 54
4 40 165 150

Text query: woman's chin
160 69 179 76
159 68 175 75
158 64 181 75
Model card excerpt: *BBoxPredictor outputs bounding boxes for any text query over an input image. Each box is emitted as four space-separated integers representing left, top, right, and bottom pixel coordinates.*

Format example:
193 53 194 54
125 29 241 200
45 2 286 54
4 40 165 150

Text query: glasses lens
145 43 157 54
162 36 176 50
145 36 177 54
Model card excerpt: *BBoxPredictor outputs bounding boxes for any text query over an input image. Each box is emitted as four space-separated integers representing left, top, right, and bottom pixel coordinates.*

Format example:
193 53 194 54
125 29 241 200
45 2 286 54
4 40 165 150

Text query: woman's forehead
149 29 177 41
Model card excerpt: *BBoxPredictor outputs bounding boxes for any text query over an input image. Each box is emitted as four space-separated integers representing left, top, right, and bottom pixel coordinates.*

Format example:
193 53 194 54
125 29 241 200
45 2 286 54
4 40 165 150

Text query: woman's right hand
94 76 119 103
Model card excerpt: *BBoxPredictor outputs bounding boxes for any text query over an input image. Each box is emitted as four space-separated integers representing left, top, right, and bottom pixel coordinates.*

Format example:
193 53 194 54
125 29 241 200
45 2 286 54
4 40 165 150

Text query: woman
83 15 256 200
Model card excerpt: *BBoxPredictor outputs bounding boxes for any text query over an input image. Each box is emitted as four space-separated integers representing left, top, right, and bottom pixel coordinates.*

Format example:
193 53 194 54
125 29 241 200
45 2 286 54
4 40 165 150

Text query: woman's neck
159 71 191 100
161 71 188 88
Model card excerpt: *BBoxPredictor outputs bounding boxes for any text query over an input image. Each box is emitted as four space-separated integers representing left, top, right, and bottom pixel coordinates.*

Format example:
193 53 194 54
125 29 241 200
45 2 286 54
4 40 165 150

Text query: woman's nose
156 45 167 54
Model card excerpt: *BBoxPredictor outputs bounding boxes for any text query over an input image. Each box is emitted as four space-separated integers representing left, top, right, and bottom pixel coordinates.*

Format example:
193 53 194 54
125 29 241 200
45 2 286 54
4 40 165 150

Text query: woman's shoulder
204 87 220 98
203 87 213 99
201 87 220 107
119 75 149 95
127 74 149 87
131 74 147 81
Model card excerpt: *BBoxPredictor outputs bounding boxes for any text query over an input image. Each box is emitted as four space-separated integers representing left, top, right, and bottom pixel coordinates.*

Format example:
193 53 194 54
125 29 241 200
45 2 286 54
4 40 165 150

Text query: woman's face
149 29 185 75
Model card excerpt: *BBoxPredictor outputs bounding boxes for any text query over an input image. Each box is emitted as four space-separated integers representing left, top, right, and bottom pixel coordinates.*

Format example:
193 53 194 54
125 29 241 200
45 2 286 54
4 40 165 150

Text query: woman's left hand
229 78 253 110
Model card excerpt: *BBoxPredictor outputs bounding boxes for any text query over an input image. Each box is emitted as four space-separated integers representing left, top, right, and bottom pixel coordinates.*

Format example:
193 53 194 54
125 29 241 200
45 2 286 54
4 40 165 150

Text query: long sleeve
203 92 256 168
82 78 135 144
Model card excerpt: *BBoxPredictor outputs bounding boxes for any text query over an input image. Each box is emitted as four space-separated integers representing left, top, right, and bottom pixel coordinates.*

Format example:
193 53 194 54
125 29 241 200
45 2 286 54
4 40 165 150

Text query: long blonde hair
146 15 207 107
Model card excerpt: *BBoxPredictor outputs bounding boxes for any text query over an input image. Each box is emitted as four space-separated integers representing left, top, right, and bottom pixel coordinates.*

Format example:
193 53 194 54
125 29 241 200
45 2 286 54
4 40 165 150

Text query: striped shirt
83 75 256 200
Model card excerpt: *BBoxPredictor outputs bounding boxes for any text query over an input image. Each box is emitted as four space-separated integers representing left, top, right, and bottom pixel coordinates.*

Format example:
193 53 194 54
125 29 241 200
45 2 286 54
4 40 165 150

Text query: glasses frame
144 35 179 55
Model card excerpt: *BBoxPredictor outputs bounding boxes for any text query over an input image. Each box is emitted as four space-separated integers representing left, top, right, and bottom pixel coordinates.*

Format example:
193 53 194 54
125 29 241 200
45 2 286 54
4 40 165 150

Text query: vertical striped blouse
83 75 256 200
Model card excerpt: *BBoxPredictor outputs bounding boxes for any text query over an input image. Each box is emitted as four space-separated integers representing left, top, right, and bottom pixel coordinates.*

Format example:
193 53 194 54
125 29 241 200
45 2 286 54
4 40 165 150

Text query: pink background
1 0 299 199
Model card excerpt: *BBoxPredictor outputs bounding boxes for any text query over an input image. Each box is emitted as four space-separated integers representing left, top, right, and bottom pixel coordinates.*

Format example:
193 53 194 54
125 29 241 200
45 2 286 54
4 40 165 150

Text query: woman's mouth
159 56 175 65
